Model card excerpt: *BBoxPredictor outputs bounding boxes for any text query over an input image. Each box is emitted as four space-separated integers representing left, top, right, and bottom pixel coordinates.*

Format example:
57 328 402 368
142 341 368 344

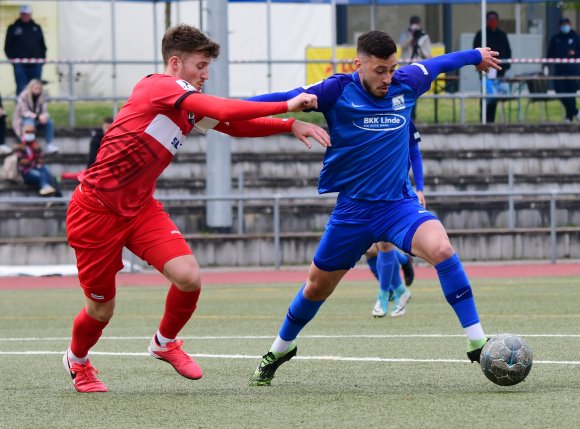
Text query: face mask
561 25 571 34
24 133 35 142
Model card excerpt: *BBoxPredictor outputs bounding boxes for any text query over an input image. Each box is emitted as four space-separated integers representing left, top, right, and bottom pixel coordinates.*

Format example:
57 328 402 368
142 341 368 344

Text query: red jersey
80 74 291 216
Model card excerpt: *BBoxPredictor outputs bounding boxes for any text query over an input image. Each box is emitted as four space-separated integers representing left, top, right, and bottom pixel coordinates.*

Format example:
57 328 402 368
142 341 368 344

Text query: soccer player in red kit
63 24 330 393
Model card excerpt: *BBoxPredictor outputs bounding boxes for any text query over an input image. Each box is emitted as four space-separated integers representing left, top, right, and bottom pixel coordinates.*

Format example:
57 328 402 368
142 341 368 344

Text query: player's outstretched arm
178 92 315 123
179 93 287 122
397 48 501 96
247 88 305 103
212 117 295 137
208 117 329 148
287 93 318 112
418 49 500 76
211 117 330 149
291 120 330 149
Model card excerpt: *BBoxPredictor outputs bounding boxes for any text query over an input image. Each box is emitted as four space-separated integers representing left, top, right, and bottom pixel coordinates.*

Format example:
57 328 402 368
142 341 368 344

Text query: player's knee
304 276 339 300
86 301 115 322
377 241 394 252
431 242 455 264
172 269 201 292
164 256 202 292
303 284 332 301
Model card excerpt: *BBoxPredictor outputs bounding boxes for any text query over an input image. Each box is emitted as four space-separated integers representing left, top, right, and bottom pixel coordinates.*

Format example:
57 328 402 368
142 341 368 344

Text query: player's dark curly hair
357 31 397 59
162 24 220 65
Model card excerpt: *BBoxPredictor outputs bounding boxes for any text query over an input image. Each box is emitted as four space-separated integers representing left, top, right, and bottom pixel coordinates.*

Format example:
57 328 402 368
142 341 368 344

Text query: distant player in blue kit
247 31 501 386
368 121 425 318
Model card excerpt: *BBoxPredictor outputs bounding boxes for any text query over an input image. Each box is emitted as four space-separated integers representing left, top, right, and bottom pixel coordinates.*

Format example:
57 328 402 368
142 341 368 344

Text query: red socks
70 285 200 358
70 308 109 359
158 284 201 340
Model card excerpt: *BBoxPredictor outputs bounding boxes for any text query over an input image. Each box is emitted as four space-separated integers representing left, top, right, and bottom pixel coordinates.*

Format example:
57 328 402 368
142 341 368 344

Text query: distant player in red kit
63 24 330 393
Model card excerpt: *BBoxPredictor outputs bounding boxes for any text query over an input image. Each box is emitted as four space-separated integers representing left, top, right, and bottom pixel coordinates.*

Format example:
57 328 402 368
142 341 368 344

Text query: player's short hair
161 24 220 65
357 31 397 59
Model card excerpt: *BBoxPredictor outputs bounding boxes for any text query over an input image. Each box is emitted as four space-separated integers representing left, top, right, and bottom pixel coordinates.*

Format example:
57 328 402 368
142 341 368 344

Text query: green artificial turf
0 276 578 428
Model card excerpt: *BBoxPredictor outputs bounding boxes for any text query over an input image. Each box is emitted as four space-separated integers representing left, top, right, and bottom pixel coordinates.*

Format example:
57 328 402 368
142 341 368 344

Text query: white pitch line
0 350 578 365
0 333 579 342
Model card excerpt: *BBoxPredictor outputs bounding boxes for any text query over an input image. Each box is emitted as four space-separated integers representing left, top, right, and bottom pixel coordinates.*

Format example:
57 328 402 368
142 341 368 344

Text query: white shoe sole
391 292 411 317
372 300 386 318
390 308 407 317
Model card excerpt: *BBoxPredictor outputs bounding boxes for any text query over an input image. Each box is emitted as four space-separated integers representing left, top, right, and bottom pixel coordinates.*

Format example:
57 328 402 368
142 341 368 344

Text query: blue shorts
313 194 439 272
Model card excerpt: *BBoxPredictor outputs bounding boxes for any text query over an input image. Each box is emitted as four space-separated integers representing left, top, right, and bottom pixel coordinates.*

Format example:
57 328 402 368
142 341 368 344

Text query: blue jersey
249 49 481 201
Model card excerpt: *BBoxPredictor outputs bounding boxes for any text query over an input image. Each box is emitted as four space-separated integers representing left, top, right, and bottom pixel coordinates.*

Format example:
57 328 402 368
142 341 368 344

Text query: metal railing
1 189 578 268
2 58 580 127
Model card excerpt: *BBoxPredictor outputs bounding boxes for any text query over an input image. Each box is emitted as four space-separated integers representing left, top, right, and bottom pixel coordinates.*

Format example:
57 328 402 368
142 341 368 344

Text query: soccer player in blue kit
247 31 501 386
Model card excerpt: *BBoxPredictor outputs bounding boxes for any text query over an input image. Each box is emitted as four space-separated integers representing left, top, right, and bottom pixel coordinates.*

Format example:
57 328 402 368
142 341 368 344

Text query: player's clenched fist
287 93 318 112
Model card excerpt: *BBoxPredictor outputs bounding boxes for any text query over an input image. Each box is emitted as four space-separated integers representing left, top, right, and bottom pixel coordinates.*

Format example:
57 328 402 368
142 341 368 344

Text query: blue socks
278 285 324 342
396 251 409 266
366 256 379 280
435 254 480 328
390 256 402 293
377 250 397 293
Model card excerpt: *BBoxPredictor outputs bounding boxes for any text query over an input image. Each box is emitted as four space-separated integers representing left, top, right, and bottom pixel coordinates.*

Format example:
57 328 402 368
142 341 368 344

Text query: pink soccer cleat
63 352 108 393
148 336 203 380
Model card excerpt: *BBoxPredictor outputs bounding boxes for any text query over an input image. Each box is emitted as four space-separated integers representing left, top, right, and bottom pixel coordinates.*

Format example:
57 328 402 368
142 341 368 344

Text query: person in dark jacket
473 11 512 123
547 17 580 122
4 5 47 95
87 117 113 168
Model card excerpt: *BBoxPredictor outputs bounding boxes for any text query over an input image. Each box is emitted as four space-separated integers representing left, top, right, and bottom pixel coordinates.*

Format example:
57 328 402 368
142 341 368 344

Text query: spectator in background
473 11 512 123
12 79 59 154
87 117 113 168
399 16 432 120
4 5 47 96
0 94 9 155
399 16 432 62
14 121 61 196
547 17 580 122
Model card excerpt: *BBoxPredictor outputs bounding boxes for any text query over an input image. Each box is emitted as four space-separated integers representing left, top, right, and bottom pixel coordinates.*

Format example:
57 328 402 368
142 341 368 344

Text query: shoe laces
162 340 192 363
70 362 100 383
164 339 185 352
260 352 277 367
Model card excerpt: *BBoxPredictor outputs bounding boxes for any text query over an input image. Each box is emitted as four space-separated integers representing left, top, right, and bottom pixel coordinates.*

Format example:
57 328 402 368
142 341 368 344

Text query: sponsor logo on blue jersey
352 114 406 132
392 95 405 111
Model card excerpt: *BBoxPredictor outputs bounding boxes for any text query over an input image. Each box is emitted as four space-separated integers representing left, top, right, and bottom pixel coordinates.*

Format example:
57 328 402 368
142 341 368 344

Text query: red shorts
66 185 192 302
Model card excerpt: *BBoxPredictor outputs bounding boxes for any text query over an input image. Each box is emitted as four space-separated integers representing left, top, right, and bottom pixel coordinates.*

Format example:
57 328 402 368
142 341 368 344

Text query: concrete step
3 147 580 179
2 172 579 198
1 227 578 266
1 197 578 238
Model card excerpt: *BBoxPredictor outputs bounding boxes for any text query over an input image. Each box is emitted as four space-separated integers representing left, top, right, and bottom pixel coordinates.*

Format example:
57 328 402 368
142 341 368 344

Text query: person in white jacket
399 16 433 62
